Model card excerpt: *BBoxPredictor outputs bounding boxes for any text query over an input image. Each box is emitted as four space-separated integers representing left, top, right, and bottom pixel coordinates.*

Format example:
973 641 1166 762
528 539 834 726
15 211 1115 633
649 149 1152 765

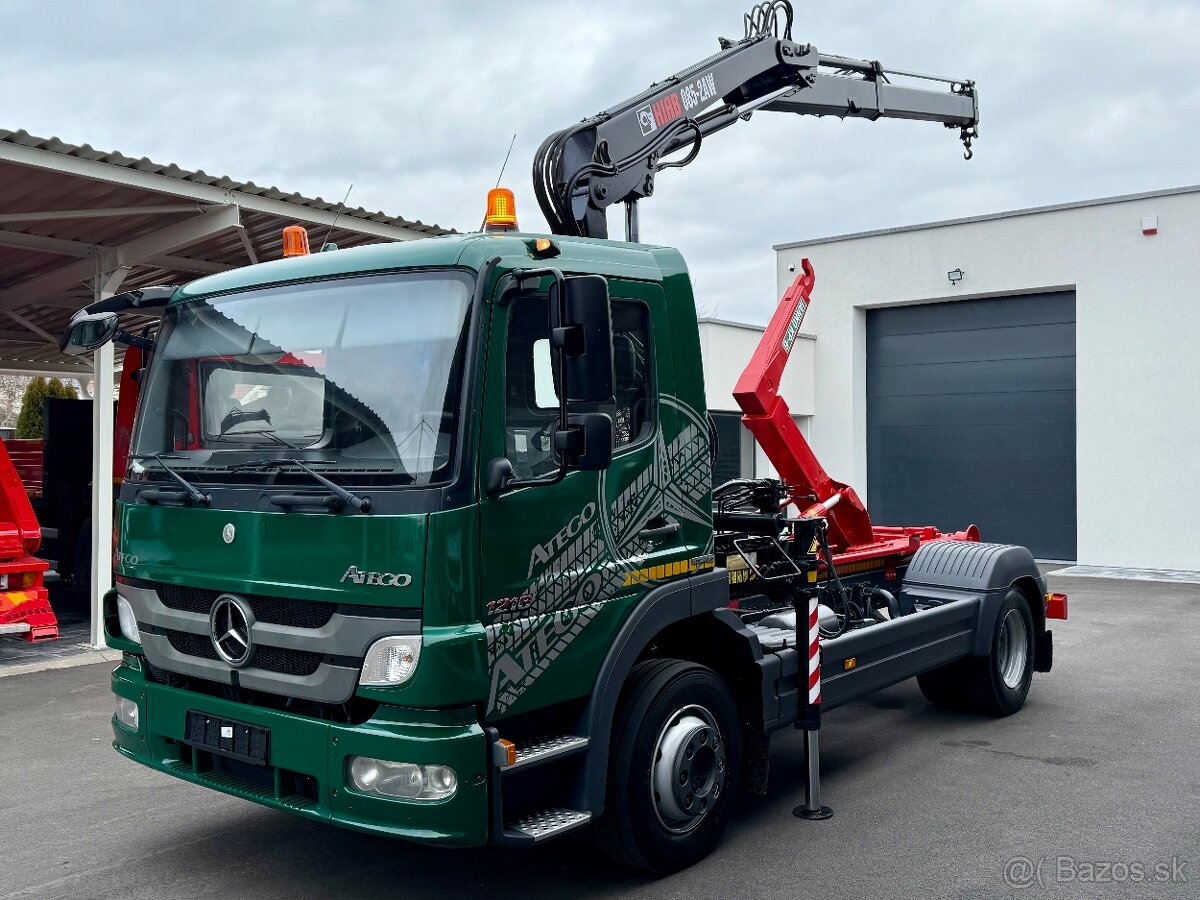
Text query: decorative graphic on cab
486 395 714 715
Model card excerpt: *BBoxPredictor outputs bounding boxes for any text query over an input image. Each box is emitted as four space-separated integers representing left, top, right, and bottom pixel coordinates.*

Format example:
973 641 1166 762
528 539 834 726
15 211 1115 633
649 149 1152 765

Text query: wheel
916 658 968 709
595 659 742 874
918 589 1035 717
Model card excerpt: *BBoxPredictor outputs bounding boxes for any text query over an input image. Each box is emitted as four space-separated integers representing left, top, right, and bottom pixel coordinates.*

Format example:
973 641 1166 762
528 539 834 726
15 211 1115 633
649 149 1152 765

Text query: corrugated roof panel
0 129 459 368
0 129 452 235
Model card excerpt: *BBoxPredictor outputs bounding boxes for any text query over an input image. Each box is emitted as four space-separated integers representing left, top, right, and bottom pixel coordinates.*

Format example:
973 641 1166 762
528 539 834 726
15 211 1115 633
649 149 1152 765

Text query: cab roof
173 232 689 302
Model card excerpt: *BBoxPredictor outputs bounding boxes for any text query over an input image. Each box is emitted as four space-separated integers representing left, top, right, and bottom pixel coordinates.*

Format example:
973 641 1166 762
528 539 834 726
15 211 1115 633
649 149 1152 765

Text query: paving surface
2 572 1197 899
0 579 116 677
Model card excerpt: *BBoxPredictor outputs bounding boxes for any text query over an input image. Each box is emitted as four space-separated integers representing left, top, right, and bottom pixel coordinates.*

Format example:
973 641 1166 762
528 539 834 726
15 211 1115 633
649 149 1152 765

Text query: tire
595 659 742 874
916 658 968 709
918 588 1035 717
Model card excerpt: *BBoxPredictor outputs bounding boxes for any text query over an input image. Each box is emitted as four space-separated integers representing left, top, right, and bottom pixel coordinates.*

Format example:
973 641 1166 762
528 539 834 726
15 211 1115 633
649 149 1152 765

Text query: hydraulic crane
535 0 979 242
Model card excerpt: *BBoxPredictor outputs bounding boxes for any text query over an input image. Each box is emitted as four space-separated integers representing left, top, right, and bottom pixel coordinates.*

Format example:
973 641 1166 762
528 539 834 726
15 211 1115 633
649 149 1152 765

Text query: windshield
130 270 474 485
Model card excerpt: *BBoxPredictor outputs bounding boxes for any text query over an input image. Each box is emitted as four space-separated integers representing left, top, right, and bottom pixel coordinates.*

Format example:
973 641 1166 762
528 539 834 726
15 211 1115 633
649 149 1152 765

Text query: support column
89 263 125 649
89 340 115 648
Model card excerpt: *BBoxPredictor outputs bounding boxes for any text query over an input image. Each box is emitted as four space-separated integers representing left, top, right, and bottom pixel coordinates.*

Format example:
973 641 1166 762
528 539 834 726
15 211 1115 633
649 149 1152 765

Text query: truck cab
91 232 729 851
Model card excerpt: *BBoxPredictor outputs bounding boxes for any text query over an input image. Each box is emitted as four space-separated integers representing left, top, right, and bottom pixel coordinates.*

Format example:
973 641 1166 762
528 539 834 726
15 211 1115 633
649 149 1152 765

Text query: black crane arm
533 0 979 241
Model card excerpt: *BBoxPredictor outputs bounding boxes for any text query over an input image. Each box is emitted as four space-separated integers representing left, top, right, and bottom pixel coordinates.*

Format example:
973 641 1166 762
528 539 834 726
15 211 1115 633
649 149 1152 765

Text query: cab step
503 808 591 843
498 735 588 772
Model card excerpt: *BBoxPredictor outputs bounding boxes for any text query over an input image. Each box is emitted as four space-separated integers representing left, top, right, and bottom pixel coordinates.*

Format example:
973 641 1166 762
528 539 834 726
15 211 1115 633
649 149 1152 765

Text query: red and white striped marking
808 594 821 705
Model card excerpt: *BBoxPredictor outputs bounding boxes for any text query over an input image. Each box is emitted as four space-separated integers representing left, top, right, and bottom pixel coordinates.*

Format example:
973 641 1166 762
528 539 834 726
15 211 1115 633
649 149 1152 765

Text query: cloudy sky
3 0 1198 322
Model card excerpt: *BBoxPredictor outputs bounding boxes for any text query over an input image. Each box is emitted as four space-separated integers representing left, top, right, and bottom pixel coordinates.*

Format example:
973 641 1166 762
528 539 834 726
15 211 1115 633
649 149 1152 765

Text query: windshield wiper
288 459 372 512
213 429 304 450
144 454 211 506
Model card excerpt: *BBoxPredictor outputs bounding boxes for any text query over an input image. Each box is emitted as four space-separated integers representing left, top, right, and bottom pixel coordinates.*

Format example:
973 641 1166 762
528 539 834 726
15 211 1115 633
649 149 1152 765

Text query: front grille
155 582 336 629
167 630 219 660
165 628 322 676
253 645 323 677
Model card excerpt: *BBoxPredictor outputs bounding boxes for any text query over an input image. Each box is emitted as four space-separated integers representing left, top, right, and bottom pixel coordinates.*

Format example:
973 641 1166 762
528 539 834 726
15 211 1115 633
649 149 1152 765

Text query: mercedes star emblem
222 523 236 544
209 594 254 667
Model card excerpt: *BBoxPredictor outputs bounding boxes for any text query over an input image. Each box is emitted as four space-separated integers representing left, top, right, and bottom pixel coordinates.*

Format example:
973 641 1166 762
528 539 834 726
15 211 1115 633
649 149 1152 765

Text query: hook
960 125 977 161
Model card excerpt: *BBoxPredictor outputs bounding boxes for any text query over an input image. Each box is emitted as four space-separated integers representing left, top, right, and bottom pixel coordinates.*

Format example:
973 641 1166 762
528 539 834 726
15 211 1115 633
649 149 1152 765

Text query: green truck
61 3 1066 874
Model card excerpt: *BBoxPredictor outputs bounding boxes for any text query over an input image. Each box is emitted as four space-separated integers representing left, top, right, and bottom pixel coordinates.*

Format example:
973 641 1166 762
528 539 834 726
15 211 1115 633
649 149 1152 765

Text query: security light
947 268 965 285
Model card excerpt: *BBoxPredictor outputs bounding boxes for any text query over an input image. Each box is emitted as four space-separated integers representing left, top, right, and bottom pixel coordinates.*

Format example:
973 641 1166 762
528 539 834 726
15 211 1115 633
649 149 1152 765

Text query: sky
3 0 1198 323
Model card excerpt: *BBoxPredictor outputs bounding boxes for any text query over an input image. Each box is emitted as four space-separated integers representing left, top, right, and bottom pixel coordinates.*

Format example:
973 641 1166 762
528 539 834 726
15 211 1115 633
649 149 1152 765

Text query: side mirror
59 311 119 356
555 413 613 471
552 275 614 403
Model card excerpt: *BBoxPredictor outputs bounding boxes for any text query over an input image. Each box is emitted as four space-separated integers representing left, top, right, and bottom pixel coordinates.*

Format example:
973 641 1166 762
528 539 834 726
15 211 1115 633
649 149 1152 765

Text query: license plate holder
184 711 270 766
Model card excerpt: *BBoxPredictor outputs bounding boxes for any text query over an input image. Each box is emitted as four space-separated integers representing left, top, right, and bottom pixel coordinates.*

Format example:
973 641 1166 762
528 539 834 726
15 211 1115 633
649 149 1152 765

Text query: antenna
495 133 517 187
320 183 354 252
479 134 517 230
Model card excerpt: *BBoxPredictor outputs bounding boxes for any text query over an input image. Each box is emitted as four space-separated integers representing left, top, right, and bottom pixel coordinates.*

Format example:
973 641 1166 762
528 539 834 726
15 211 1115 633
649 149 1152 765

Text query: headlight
346 756 456 801
115 696 139 731
116 594 141 645
359 635 421 686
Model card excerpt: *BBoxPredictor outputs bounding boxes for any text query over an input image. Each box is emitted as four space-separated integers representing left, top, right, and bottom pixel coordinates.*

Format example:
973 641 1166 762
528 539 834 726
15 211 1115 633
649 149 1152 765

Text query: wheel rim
997 608 1029 689
650 704 726 835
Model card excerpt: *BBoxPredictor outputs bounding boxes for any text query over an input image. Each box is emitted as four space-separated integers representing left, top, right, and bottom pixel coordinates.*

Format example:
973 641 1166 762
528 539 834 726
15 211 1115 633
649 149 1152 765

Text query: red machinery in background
0 438 54 641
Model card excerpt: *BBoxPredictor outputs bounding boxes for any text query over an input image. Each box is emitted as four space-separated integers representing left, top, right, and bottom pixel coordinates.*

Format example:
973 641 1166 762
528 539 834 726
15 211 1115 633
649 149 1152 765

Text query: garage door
866 292 1076 560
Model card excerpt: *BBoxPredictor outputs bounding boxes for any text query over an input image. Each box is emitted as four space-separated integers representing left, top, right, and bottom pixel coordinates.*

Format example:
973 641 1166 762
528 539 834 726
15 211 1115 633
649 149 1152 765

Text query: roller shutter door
866 292 1076 560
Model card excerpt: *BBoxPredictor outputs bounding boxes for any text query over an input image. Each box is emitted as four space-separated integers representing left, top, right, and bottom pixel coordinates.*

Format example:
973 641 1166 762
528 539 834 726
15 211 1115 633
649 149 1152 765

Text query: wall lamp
947 268 965 286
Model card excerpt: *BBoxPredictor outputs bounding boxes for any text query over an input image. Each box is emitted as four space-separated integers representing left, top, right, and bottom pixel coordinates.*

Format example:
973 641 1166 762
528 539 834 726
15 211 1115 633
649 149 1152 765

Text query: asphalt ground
2 571 1197 900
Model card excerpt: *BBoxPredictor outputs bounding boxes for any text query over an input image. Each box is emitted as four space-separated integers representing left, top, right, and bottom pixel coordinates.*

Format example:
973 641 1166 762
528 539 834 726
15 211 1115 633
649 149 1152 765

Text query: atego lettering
340 566 412 587
526 502 597 578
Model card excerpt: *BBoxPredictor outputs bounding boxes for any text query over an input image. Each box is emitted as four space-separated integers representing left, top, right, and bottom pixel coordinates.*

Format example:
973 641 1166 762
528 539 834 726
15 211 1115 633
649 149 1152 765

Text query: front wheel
595 659 742 874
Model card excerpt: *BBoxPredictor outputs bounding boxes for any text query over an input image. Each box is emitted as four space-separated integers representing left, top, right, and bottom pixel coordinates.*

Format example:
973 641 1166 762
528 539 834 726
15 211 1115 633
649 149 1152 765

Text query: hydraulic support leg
793 592 832 820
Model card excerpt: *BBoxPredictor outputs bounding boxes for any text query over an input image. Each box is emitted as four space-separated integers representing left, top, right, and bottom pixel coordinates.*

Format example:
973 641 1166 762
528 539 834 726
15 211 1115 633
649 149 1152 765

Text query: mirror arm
84 285 175 316
112 328 155 352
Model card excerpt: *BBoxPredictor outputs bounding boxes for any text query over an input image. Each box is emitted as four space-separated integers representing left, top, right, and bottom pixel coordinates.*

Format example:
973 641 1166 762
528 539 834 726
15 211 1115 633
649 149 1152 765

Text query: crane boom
534 0 978 241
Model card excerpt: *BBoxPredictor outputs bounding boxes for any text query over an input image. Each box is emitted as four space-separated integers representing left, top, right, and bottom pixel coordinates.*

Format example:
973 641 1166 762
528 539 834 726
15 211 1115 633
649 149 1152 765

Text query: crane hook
960 125 978 161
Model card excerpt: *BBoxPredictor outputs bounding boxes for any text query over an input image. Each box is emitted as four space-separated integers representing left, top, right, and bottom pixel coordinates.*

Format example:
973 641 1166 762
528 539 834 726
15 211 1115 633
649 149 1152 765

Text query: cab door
478 276 689 719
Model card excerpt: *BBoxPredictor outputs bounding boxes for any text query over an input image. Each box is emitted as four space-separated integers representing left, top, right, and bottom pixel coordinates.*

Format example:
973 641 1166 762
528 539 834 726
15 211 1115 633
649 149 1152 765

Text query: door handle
638 518 680 542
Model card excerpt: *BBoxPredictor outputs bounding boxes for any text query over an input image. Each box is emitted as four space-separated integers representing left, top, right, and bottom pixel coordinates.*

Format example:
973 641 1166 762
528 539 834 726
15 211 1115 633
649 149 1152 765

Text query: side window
504 295 653 479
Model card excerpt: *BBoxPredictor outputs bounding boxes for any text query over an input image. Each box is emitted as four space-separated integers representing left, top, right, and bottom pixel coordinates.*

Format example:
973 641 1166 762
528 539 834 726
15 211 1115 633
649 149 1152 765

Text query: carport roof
0 129 452 376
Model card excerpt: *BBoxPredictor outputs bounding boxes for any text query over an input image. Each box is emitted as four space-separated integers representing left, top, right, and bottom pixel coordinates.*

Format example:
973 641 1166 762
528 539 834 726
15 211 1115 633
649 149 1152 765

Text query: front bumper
111 661 489 846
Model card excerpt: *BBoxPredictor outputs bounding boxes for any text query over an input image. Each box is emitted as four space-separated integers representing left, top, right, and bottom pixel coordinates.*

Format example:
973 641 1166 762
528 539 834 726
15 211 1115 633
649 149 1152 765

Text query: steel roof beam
5 309 59 345
0 139 422 242
0 204 211 224
0 359 91 376
0 229 236 276
0 329 61 344
0 229 98 257
0 204 242 310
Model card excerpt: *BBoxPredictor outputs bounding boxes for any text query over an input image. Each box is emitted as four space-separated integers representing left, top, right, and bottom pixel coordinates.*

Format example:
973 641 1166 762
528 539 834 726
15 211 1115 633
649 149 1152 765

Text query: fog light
346 756 456 801
116 594 141 645
359 636 421 686
115 696 139 731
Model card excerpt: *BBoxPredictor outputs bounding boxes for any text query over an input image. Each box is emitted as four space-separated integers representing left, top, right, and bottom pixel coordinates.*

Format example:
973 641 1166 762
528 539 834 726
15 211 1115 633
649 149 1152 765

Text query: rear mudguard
900 540 1047 657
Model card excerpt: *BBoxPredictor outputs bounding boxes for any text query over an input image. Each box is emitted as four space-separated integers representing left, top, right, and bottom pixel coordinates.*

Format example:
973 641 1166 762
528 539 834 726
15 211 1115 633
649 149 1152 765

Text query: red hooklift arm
733 259 874 551
733 259 978 557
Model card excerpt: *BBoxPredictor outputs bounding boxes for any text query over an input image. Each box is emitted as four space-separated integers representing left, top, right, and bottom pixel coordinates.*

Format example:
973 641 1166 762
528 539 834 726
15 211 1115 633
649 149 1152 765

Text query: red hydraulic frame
732 258 979 569
0 439 54 641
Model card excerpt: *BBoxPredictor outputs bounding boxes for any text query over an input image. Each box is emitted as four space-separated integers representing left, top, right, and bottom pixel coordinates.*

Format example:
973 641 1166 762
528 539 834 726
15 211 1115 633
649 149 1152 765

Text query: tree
0 375 29 429
14 377 79 439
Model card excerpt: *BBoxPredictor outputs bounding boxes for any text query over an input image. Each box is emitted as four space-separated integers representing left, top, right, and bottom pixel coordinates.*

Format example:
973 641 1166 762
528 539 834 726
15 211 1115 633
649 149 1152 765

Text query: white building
761 185 1200 569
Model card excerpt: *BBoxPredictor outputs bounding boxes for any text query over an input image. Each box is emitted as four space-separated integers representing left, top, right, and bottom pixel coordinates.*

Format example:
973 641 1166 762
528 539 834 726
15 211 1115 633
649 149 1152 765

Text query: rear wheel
596 659 741 874
918 588 1035 717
